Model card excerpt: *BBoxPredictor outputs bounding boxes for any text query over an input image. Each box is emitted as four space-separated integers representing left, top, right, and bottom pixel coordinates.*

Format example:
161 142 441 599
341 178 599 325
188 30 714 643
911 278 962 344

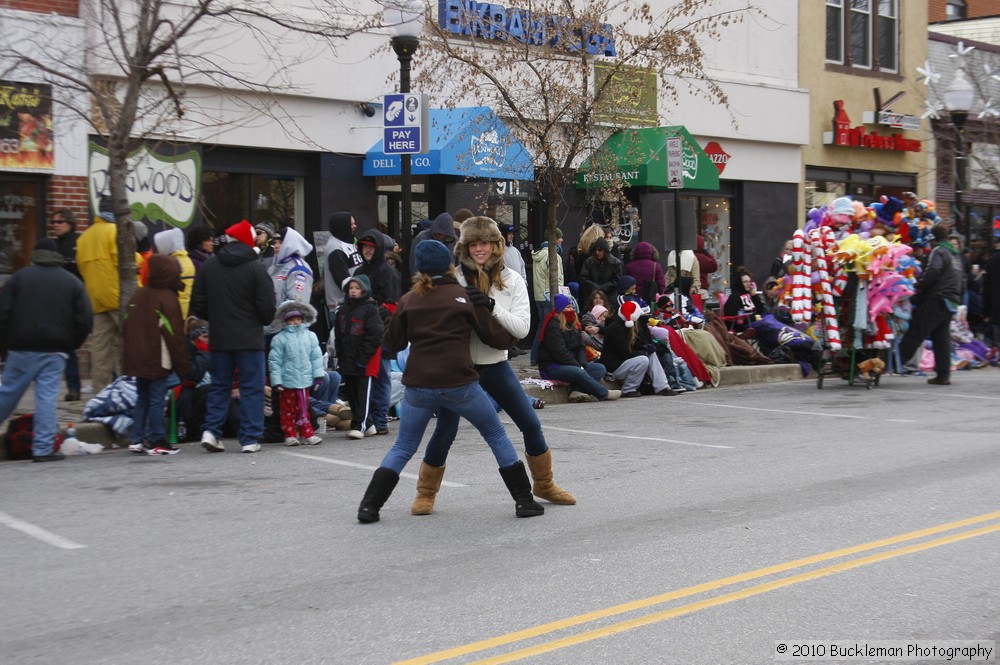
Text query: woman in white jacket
410 216 575 515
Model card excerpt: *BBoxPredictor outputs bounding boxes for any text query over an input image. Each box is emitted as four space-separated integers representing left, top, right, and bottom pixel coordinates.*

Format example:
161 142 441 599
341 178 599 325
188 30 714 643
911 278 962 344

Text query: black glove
465 286 494 311
641 343 656 353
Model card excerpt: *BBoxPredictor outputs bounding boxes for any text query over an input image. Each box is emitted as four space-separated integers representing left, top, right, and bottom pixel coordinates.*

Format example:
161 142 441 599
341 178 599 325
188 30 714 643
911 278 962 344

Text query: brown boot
411 462 446 515
525 449 576 505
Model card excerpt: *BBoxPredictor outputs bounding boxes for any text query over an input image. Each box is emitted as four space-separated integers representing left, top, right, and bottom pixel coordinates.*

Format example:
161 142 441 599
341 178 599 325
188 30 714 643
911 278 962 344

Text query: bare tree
1 0 381 307
415 0 758 295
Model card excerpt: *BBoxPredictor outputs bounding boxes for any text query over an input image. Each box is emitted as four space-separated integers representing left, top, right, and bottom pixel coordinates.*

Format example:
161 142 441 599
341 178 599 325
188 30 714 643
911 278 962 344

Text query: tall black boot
357 467 400 523
498 461 545 518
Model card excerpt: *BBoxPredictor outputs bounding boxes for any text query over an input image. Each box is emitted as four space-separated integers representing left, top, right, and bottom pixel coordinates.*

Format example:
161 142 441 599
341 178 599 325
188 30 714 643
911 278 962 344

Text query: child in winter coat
123 254 190 455
268 300 325 446
334 275 384 439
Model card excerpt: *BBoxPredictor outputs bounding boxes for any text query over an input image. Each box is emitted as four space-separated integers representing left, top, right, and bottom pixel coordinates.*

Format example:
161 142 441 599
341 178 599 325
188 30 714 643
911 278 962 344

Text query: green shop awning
576 125 719 190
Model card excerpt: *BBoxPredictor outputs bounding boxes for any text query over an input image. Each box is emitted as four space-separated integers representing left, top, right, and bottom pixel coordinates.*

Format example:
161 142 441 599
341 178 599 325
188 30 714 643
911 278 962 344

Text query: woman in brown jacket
123 254 190 455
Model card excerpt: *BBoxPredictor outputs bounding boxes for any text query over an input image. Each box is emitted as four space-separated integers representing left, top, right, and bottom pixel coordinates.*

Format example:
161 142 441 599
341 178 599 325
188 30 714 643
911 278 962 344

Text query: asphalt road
2 370 998 665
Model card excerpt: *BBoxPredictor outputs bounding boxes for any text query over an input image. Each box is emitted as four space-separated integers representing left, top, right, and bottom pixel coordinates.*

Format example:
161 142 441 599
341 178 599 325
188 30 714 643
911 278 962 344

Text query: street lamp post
944 69 974 239
387 0 423 270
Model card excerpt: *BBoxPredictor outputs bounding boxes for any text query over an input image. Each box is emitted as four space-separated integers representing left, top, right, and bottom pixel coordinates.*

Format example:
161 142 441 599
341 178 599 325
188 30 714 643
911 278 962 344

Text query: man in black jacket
899 224 965 386
0 239 93 462
191 220 277 453
355 229 402 435
51 208 84 401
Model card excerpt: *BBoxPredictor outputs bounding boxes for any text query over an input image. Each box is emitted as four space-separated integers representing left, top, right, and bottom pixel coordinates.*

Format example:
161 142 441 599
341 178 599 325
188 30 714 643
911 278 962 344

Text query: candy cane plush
790 229 812 323
810 229 841 351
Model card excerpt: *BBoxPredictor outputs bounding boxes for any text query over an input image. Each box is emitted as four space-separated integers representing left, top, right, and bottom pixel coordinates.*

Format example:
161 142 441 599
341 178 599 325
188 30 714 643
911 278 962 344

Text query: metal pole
673 192 681 310
952 111 968 238
392 35 419 274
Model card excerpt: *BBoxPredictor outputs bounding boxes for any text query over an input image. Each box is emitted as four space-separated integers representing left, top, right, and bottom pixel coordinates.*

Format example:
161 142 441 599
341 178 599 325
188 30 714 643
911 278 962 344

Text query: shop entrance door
0 176 44 286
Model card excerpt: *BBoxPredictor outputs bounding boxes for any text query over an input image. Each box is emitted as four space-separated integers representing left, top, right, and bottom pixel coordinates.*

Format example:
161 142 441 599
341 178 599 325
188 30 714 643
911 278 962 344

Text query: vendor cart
816 276 883 389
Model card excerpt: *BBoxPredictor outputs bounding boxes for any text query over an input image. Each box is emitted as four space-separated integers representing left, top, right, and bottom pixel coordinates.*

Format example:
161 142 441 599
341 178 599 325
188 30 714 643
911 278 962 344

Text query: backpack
3 414 63 461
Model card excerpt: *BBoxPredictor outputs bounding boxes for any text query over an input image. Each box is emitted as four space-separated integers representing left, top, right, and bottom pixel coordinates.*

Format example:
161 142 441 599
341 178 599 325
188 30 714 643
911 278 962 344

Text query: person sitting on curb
537 294 621 403
600 300 675 397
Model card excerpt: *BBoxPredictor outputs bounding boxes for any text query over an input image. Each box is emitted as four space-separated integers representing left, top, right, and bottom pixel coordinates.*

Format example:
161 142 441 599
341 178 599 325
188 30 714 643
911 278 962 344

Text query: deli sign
88 140 201 228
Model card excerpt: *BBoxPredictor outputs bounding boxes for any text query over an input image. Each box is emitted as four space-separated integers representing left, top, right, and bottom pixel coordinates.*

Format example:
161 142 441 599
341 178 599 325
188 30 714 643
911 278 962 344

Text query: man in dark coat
981 240 1000 349
191 220 277 452
578 237 622 309
355 229 402 436
898 224 965 386
0 238 93 462
408 212 457 276
51 208 84 401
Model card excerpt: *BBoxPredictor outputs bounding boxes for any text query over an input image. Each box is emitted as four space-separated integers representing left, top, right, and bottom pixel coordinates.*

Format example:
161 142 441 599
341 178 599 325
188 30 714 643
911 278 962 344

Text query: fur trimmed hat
458 216 503 247
225 220 256 249
619 300 641 328
414 239 453 276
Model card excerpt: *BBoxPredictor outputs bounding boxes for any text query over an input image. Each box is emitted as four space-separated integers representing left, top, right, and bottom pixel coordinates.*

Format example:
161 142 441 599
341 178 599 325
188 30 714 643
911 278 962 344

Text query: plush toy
856 357 886 380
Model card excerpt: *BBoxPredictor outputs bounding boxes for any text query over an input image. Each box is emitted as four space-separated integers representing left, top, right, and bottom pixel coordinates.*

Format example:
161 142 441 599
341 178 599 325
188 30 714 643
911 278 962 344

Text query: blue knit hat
414 239 453 275
553 293 571 312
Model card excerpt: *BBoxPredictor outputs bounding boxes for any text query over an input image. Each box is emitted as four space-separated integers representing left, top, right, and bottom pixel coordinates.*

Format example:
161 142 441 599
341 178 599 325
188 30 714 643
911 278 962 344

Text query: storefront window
695 197 731 296
201 172 304 234
0 178 43 285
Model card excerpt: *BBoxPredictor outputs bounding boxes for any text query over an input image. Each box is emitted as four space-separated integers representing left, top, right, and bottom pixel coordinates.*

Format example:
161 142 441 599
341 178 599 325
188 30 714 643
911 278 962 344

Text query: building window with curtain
826 0 898 74
946 0 967 21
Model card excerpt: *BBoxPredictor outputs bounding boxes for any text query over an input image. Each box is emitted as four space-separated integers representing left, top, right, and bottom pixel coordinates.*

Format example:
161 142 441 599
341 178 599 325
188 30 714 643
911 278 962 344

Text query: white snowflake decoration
979 99 1000 118
917 61 941 85
922 99 945 120
949 41 975 58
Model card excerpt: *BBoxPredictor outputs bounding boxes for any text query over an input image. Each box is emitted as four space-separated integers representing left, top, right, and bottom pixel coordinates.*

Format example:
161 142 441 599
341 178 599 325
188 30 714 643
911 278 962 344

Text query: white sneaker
241 443 261 453
347 429 365 440
284 437 299 447
364 425 377 437
304 435 322 445
201 431 223 452
129 442 147 454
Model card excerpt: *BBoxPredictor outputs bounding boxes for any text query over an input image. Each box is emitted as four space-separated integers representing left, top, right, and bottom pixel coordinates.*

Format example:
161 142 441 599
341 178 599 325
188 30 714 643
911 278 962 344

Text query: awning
363 106 534 180
576 125 719 190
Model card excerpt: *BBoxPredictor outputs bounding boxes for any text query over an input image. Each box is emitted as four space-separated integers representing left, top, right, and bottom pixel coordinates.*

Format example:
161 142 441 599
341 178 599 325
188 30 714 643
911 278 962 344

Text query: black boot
357 467 400 523
498 461 545 518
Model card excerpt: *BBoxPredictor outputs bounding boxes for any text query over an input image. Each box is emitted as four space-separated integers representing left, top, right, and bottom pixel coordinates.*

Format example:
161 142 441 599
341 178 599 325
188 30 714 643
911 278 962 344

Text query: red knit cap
225 220 256 249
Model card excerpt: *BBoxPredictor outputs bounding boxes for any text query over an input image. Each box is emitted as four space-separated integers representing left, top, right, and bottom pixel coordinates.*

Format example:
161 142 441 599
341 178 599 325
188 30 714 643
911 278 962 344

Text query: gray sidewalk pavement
1 353 806 461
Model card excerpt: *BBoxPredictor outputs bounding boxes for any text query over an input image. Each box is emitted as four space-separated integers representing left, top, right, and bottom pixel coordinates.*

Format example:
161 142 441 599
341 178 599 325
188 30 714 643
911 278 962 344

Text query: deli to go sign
88 141 202 228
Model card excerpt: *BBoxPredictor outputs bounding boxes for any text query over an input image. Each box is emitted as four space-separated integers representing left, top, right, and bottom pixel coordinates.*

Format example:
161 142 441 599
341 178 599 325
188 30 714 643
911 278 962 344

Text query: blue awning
363 106 534 180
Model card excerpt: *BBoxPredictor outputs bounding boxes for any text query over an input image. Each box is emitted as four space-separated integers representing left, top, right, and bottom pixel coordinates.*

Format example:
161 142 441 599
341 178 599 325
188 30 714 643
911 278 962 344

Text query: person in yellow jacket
151 227 195 318
76 197 123 394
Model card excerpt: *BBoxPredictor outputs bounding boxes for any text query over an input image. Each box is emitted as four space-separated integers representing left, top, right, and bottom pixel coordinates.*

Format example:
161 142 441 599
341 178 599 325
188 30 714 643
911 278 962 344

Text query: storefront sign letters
702 141 731 174
471 129 506 167
88 141 202 228
824 100 921 153
0 81 54 171
438 0 617 57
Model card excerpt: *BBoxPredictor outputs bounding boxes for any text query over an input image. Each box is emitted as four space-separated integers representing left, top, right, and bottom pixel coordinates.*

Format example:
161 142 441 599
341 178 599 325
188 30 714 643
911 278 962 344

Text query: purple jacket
624 242 665 301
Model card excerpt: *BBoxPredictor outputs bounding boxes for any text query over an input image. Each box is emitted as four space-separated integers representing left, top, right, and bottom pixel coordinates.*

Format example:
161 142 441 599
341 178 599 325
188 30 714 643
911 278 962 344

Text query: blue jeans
309 370 342 417
541 361 609 399
530 300 551 364
369 359 392 430
204 350 265 446
0 351 64 456
379 382 519 474
424 361 547 467
132 376 168 444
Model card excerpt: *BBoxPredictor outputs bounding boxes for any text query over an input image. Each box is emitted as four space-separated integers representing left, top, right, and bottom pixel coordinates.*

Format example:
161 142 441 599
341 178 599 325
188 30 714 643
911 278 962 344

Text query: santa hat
619 300 641 328
225 220 256 249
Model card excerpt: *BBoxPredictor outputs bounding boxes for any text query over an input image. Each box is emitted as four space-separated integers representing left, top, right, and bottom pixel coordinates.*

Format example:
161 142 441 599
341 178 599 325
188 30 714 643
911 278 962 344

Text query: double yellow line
396 510 1000 665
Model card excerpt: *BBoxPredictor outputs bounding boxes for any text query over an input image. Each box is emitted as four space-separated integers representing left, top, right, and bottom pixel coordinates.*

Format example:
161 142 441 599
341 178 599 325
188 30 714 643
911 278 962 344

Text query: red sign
828 100 921 153
702 141 730 174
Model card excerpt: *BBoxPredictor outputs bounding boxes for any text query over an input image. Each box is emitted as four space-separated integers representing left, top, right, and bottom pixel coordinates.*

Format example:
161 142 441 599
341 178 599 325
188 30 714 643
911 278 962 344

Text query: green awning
576 125 719 190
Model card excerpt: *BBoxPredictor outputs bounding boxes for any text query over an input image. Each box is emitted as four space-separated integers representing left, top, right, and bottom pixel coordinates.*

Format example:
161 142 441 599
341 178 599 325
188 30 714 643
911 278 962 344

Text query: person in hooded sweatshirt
408 212 457 276
265 227 314 336
191 220 277 453
268 300 325 446
624 241 666 306
334 274 384 440
123 254 191 456
323 212 363 320
150 227 196 318
355 228 402 436
579 236 623 310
